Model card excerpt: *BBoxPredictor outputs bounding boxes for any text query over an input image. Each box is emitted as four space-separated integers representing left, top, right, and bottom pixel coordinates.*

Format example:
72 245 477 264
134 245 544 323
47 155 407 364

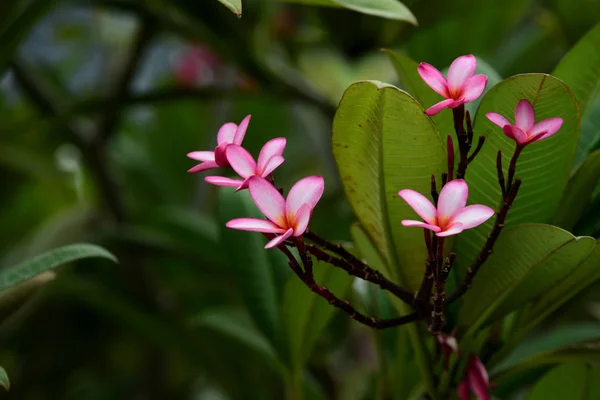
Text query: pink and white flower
457 355 491 400
418 55 488 116
187 115 251 173
486 99 563 145
205 138 286 190
226 175 325 248
398 179 494 237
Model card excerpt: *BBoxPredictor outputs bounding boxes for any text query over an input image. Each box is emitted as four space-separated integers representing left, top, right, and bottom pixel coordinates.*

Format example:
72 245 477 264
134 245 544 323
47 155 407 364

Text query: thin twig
467 136 485 163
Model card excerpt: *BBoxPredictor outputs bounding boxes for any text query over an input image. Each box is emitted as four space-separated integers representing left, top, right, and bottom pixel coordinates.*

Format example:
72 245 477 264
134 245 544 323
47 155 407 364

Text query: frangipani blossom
418 55 488 116
398 179 494 237
187 115 251 173
226 175 324 249
486 99 563 145
205 138 286 190
457 355 490 400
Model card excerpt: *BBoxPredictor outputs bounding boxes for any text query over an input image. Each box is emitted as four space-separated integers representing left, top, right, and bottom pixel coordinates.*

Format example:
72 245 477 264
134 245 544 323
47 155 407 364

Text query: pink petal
233 114 251 145
436 222 464 237
248 176 286 227
460 74 487 102
226 145 257 178
226 218 286 233
260 155 284 177
187 151 215 162
437 179 468 220
417 63 449 97
285 176 325 222
217 122 238 145
457 380 471 400
265 228 294 249
401 220 442 232
485 112 511 128
291 204 312 236
469 358 490 400
447 55 477 94
450 204 495 230
425 98 456 116
471 357 489 385
205 176 244 188
257 138 286 172
188 161 219 173
503 125 528 144
529 117 563 139
398 189 437 224
214 142 230 167
527 130 549 143
515 100 535 131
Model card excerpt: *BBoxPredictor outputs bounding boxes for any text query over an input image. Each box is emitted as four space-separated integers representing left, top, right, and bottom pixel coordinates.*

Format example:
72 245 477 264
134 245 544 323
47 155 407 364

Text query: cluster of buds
187 54 564 400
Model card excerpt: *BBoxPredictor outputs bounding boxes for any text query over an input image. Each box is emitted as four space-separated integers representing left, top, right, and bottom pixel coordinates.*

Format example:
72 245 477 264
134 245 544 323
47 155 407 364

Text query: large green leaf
552 150 600 230
553 23 600 167
459 225 593 330
280 0 417 24
332 80 446 289
525 363 600 400
454 74 580 267
217 0 242 17
281 259 353 371
0 244 116 292
217 188 284 356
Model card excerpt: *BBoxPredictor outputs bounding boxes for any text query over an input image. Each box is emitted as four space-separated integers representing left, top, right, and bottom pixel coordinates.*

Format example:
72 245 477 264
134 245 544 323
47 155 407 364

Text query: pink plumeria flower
226 175 325 249
418 55 488 116
205 138 286 190
187 115 251 173
486 99 563 145
398 179 494 237
457 355 491 400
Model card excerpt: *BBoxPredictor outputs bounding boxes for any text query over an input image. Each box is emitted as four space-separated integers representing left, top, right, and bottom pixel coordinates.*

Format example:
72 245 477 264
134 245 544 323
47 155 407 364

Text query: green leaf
0 366 8 391
280 0 417 24
281 259 353 370
524 363 593 400
552 150 600 230
459 225 594 330
0 244 116 292
553 23 600 167
492 323 600 375
217 0 242 17
332 80 446 289
454 74 580 268
217 188 283 357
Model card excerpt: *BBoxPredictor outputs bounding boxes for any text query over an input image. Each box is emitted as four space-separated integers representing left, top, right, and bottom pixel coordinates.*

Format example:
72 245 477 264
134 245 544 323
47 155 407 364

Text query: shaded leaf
217 0 242 17
525 363 588 400
0 366 8 391
280 0 417 24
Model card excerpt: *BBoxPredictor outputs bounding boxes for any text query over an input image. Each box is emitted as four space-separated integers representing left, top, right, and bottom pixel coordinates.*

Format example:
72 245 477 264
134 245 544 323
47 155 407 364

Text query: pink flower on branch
458 355 491 400
205 138 286 190
418 55 488 116
486 99 563 145
187 115 251 173
226 175 325 248
399 180 494 237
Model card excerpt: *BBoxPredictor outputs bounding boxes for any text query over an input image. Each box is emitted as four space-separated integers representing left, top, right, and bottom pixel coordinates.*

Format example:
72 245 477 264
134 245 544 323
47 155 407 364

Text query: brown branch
467 136 485 163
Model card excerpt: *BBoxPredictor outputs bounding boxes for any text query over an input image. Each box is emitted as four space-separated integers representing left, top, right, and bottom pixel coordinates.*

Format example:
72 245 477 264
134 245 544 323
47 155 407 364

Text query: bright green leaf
217 0 242 17
525 363 588 400
332 80 446 289
553 150 600 230
0 244 116 292
459 225 591 330
217 188 283 355
280 0 417 24
454 74 580 269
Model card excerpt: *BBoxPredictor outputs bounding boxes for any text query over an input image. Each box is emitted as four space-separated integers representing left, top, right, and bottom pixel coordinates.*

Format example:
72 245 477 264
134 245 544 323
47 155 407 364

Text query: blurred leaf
0 271 54 320
332 80 445 290
459 225 593 330
454 74 580 269
553 23 600 167
524 363 592 400
280 0 417 24
281 259 353 370
0 366 8 391
217 188 283 356
0 243 116 292
553 150 600 230
492 324 600 376
464 57 503 117
217 0 242 17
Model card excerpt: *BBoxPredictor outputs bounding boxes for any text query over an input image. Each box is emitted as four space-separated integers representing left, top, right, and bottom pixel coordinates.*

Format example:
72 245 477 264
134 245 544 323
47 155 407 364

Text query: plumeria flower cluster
187 115 323 248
